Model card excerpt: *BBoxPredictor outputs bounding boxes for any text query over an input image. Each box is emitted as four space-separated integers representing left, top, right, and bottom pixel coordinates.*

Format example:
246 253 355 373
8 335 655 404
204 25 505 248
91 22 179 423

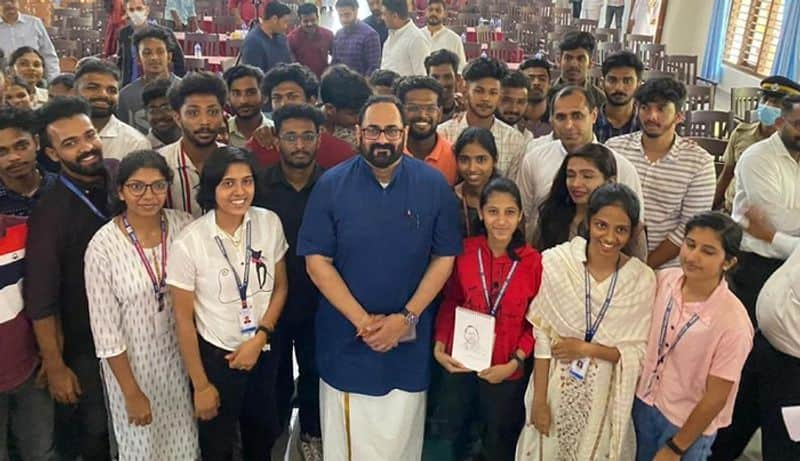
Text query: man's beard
62 147 105 177
233 104 261 120
606 92 633 107
780 129 800 153
182 123 218 148
90 100 116 119
408 116 436 140
496 110 522 126
361 142 403 169
281 147 316 169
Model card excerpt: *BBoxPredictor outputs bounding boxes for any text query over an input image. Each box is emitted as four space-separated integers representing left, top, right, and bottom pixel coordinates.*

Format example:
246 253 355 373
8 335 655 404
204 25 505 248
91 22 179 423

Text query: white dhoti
320 379 426 461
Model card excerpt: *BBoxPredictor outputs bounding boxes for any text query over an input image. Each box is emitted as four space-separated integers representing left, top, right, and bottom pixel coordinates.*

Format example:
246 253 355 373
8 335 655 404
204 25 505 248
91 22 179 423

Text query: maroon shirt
246 132 355 169
286 26 334 78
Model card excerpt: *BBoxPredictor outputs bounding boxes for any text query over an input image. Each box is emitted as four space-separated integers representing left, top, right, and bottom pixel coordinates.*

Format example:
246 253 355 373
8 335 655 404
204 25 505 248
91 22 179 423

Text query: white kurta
85 210 199 461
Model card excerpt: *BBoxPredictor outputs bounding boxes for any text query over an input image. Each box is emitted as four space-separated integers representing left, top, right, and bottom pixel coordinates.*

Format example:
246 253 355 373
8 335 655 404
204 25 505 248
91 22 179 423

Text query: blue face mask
757 105 781 127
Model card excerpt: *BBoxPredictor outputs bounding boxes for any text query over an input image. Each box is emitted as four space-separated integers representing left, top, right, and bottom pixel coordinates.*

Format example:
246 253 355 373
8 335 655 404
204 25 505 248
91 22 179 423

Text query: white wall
659 0 761 109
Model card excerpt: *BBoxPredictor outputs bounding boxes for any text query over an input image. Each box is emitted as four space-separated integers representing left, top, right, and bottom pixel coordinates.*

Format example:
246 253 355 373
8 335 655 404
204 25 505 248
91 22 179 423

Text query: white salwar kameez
515 237 656 461
320 379 426 461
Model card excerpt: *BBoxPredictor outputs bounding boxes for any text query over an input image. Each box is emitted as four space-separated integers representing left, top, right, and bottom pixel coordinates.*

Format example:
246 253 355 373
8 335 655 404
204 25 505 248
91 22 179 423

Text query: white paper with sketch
452 307 496 372
782 406 800 442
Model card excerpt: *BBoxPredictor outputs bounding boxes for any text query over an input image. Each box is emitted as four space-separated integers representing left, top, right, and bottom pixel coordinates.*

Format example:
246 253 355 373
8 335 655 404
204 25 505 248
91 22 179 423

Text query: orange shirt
404 135 458 186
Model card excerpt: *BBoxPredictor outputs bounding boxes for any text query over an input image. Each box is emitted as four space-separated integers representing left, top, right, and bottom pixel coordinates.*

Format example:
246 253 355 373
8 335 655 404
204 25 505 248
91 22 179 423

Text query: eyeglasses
279 132 318 144
404 104 439 115
124 180 170 196
147 104 173 115
361 126 403 141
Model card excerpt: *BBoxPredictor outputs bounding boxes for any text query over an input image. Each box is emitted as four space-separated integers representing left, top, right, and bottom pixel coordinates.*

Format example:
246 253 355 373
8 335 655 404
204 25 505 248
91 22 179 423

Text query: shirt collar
557 134 599 155
99 115 122 138
0 14 26 25
262 163 323 190
390 19 415 36
403 134 448 161
666 274 729 325
227 114 270 139
768 131 796 161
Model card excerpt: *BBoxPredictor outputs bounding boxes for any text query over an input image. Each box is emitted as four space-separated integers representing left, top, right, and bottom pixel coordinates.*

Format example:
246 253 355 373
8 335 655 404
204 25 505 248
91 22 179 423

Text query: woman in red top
424 177 543 461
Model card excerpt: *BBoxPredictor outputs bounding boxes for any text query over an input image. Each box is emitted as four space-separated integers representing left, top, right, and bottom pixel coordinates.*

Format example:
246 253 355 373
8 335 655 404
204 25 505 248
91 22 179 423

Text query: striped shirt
437 114 528 181
607 132 715 268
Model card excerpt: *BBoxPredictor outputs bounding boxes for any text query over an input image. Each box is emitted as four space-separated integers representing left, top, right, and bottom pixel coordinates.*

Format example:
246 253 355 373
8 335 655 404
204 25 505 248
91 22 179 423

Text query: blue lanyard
477 249 518 317
656 297 700 364
214 221 252 309
583 260 620 343
122 212 167 312
59 175 108 221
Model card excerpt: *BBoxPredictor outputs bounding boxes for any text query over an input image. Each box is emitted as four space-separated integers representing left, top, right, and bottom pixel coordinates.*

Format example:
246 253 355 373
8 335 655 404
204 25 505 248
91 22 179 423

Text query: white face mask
129 10 147 26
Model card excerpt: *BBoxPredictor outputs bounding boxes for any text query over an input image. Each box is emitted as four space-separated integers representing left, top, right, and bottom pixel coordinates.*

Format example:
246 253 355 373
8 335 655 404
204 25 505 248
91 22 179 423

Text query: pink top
636 268 754 435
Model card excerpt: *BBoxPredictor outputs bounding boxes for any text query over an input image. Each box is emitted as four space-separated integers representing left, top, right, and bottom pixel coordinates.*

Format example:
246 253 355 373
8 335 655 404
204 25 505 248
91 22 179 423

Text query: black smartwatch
400 307 419 327
256 325 274 343
665 437 686 456
510 352 525 371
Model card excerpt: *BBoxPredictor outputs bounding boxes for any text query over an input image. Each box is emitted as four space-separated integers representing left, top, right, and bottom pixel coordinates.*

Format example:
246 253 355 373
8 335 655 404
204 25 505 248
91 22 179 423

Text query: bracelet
510 353 525 371
665 437 686 456
256 325 273 343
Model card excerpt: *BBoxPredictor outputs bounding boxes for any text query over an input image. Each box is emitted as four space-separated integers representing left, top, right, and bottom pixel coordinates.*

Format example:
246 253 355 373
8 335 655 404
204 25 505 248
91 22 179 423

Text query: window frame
723 0 784 77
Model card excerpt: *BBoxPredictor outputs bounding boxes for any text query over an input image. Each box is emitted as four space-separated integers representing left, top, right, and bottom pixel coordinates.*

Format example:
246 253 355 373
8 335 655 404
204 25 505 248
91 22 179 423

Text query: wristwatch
256 325 274 343
665 437 686 456
510 352 526 371
400 308 419 327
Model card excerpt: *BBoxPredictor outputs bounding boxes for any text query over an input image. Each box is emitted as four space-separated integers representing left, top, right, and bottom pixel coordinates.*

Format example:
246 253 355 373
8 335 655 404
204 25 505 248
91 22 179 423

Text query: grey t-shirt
117 74 181 134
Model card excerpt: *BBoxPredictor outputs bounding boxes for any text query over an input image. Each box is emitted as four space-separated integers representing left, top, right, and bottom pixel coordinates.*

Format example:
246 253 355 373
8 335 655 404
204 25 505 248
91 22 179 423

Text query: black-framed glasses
361 126 403 141
404 104 439 115
279 132 319 144
124 180 170 196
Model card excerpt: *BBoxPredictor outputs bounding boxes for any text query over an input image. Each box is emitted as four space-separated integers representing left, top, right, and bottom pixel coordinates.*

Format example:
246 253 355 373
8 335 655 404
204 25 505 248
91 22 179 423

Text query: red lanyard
177 147 195 215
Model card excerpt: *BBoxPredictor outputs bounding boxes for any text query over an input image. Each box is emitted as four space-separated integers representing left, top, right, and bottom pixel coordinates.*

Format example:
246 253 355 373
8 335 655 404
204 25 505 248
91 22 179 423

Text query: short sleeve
165 238 196 291
297 177 337 257
431 180 463 257
709 327 754 383
85 238 127 358
533 325 552 358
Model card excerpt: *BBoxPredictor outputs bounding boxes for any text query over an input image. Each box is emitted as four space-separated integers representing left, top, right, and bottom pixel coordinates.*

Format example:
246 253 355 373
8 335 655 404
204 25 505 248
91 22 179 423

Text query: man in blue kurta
298 95 461 461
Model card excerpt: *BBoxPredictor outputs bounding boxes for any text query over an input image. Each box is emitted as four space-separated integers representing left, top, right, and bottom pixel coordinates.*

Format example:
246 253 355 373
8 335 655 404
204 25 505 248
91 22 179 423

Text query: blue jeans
0 369 55 461
633 398 717 461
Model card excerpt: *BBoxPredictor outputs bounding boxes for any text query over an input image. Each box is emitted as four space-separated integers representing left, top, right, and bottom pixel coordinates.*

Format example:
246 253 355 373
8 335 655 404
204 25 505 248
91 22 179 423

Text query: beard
233 104 261 120
61 147 105 177
408 116 436 140
496 110 522 126
90 100 115 119
182 124 218 148
361 141 403 169
780 129 800 153
607 92 633 106
281 147 316 169
427 16 441 26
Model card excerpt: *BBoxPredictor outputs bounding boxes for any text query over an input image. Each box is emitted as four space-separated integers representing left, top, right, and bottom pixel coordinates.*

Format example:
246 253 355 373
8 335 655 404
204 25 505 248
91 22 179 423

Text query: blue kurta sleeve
432 179 463 257
297 175 336 257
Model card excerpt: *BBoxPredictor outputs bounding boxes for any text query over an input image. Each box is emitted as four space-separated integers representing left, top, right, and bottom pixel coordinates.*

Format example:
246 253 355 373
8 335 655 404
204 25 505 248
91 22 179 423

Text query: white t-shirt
166 207 288 351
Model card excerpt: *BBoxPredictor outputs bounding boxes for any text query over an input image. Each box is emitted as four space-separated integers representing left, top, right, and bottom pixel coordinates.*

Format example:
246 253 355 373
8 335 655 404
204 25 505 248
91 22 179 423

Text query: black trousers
425 368 526 461
710 333 800 460
54 352 110 461
727 251 784 327
197 336 281 461
572 0 582 17
273 316 321 438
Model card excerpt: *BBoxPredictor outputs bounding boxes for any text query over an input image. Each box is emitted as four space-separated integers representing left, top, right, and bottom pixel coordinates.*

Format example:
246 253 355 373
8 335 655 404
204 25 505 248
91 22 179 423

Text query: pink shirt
636 268 754 435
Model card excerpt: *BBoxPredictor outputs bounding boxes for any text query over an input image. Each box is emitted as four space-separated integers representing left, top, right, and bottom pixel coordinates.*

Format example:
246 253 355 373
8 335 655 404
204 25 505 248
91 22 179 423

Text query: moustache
77 148 103 163
370 143 396 154
90 99 113 106
610 93 629 99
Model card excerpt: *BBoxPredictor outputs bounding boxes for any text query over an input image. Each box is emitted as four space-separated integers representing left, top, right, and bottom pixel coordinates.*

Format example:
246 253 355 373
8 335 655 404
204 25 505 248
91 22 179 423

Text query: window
724 0 784 76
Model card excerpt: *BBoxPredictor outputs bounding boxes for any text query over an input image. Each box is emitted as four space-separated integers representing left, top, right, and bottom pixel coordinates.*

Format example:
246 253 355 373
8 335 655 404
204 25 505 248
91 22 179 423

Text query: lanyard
122 212 167 311
59 175 108 220
477 249 519 317
583 260 620 343
656 297 700 364
461 195 471 237
214 221 252 309
177 147 195 215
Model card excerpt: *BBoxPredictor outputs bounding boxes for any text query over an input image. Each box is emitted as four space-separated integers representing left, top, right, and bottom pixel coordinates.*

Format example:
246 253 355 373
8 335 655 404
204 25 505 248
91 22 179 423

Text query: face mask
757 105 781 127
129 10 147 26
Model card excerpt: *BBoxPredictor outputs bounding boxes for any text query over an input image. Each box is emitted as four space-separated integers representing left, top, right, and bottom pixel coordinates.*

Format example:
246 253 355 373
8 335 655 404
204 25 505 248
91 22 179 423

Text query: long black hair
476 177 527 261
536 144 617 251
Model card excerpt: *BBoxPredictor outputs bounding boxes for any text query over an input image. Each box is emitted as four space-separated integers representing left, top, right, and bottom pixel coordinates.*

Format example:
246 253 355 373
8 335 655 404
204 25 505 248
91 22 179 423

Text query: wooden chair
553 7 572 26
488 42 523 63
71 30 103 56
226 39 244 58
595 41 622 65
454 12 481 27
640 43 666 71
213 16 241 34
588 66 604 87
730 87 761 123
574 19 598 33
475 25 493 44
683 111 732 140
184 57 207 72
464 42 483 60
688 136 728 161
183 33 221 57
554 24 579 36
594 27 620 42
53 39 79 57
683 85 715 112
66 15 94 32
625 34 653 56
641 70 677 82
665 54 698 86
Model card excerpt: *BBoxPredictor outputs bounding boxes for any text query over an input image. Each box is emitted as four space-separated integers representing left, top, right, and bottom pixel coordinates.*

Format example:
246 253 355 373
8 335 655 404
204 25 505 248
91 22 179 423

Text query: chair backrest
574 19 598 33
594 27 620 43
226 39 244 58
625 34 653 55
488 41 523 63
184 33 221 57
588 66 603 88
213 16 241 34
184 57 207 73
475 25 493 44
553 7 572 26
66 16 94 31
641 70 677 82
730 87 761 123
595 41 622 65
464 42 483 60
665 54 698 85
688 136 728 160
683 85 715 112
454 12 481 27
683 110 732 139
53 39 79 57
640 43 666 71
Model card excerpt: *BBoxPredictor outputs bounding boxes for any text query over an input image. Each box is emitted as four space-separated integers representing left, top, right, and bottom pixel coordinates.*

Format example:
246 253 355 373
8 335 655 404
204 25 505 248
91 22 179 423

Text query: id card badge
239 305 257 338
154 308 171 336
569 357 590 381
399 324 417 343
